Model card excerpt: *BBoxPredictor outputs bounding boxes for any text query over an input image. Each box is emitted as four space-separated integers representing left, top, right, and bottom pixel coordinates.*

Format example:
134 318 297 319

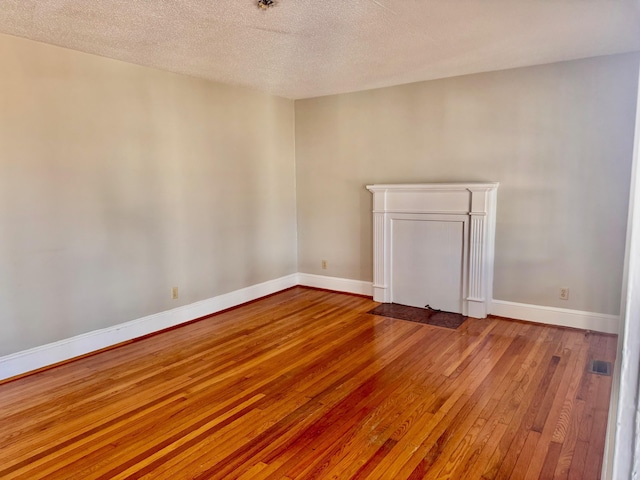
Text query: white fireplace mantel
366 182 499 318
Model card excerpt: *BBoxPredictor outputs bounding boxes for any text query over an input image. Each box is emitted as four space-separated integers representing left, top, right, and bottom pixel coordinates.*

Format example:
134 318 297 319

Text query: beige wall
0 34 297 355
1 32 637 357
295 54 640 315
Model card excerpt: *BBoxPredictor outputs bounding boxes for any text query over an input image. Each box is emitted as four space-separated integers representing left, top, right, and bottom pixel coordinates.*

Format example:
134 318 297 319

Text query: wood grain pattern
0 287 617 479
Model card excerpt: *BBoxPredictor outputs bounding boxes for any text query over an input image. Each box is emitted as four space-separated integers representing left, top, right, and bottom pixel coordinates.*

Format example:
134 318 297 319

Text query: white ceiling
0 0 639 99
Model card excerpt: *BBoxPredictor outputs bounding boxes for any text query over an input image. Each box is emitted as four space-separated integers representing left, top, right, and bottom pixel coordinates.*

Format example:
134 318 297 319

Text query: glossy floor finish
0 287 616 479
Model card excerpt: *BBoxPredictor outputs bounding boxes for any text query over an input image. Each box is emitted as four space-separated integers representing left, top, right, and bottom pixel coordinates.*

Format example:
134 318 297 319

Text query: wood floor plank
414 332 531 479
2 303 378 474
554 399 586 480
187 325 433 480
524 335 589 480
478 331 564 480
435 327 543 480
538 441 562 479
509 430 541 479
0 287 617 479
278 334 450 479
373 322 522 478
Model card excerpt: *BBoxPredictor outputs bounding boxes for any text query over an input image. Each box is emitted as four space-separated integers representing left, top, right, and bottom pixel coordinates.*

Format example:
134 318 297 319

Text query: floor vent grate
588 359 612 376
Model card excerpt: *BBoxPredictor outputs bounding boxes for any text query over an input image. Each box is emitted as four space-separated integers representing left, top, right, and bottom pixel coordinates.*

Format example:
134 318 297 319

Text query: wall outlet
321 260 327 270
559 287 569 300
172 287 179 300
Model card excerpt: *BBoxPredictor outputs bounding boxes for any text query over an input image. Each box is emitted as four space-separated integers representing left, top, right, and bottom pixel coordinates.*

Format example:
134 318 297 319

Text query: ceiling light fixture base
257 0 276 9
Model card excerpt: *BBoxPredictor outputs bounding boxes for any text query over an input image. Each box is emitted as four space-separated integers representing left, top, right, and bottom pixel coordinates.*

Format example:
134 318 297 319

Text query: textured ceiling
0 0 639 99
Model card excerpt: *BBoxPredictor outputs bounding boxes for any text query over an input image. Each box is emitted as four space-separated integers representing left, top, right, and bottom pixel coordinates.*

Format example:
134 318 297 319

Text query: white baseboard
297 273 373 297
1 276 619 382
0 274 298 382
490 299 620 334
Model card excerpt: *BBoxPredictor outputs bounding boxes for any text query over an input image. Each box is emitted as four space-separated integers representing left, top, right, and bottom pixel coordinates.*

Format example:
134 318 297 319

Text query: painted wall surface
295 54 640 315
0 34 297 356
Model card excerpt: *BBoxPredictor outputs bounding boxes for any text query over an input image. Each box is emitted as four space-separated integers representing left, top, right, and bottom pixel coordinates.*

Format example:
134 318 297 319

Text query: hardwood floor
0 287 616 479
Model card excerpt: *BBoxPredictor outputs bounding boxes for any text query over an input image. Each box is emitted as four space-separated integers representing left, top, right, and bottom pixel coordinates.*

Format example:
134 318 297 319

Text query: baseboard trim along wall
490 299 620 335
0 274 619 381
0 274 299 382
294 275 620 335
296 273 374 296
